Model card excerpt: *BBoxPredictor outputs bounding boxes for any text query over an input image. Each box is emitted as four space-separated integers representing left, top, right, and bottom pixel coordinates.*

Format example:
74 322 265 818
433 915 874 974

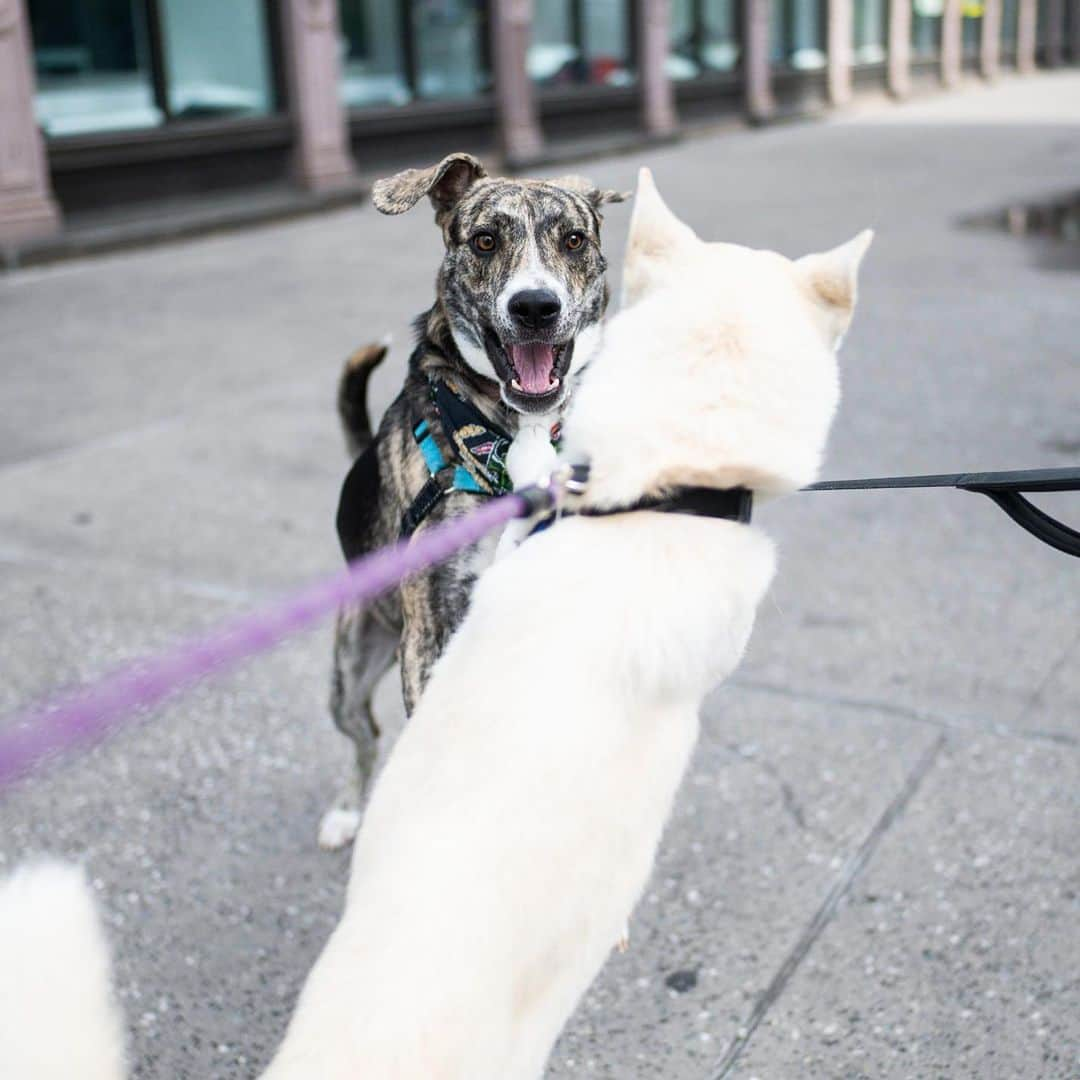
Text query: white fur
317 807 363 851
449 323 500 384
0 171 870 1080
0 860 125 1080
497 415 562 557
261 172 870 1078
568 318 603 376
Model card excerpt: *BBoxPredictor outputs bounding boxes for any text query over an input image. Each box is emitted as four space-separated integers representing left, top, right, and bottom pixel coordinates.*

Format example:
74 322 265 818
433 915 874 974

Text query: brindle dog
319 153 624 849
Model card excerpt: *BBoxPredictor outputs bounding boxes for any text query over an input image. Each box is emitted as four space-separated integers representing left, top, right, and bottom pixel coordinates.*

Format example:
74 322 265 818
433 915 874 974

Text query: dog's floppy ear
549 174 629 214
372 153 487 219
795 230 874 347
621 167 699 307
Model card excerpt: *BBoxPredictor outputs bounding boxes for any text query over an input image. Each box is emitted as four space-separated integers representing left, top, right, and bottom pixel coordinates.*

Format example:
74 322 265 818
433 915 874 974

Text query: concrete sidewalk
1 72 1078 1079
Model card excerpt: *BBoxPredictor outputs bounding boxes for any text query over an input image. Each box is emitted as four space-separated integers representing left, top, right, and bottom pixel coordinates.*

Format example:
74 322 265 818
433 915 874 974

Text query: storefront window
340 1 487 106
1001 0 1019 50
159 0 273 119
853 0 888 63
339 1 410 106
961 1 983 57
31 0 276 136
771 0 827 70
414 0 489 98
911 0 944 57
669 0 740 79
530 0 634 88
30 0 161 136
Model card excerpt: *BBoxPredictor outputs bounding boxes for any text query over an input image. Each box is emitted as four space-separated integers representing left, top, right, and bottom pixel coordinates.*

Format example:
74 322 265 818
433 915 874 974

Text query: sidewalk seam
709 733 948 1079
731 678 1078 748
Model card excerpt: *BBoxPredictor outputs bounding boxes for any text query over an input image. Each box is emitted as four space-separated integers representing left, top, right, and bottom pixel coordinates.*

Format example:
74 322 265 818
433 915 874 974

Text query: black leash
805 467 1080 558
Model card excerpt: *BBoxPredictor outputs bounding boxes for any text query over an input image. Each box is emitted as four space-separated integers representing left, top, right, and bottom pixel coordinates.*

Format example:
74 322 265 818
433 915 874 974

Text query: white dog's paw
506 418 559 490
318 807 362 851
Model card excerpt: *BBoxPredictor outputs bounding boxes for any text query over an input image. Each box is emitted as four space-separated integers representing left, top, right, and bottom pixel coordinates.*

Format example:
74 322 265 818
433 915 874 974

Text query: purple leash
0 491 541 788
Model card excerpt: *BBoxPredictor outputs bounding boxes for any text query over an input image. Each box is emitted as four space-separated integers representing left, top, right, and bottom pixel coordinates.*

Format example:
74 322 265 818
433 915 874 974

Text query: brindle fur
321 154 624 848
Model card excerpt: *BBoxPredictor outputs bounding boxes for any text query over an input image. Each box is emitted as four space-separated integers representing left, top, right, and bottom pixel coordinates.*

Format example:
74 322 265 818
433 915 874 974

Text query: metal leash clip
514 460 592 535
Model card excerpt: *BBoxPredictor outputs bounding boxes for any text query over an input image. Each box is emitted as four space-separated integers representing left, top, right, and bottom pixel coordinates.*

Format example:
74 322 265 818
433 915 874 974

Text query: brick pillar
1017 0 1037 71
640 0 677 136
492 0 543 164
827 0 854 106
887 0 912 97
0 0 61 246
1043 0 1065 65
941 0 963 85
743 0 774 121
280 0 355 192
980 0 1002 77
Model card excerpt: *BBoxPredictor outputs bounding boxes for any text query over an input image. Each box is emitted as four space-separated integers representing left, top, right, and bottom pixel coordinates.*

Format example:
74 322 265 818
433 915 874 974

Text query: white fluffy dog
0 170 870 1079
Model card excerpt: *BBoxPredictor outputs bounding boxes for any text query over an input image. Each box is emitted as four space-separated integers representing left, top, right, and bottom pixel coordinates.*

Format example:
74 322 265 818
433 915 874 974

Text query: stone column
280 0 355 192
1016 0 1037 72
887 0 912 97
1043 0 1064 65
827 0 854 107
0 0 61 246
980 0 1001 78
492 0 543 164
743 0 775 122
941 0 963 86
639 0 677 136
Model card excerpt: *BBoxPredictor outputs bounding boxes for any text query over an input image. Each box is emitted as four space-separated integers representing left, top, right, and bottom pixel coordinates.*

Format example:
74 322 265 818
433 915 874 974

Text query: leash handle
806 467 1080 558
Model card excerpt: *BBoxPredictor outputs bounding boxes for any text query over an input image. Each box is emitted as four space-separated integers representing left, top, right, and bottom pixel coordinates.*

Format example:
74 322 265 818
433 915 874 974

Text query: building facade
2 0 1078 245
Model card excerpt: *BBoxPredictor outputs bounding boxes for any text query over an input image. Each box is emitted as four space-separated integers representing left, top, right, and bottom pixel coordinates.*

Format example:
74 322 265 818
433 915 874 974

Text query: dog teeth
510 376 559 394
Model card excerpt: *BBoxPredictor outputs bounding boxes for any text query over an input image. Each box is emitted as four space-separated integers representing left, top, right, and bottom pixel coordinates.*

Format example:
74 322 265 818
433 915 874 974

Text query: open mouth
483 330 575 412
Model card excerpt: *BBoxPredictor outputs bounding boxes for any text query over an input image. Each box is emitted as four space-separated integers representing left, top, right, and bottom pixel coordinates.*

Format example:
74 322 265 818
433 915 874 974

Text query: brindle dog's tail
337 339 389 458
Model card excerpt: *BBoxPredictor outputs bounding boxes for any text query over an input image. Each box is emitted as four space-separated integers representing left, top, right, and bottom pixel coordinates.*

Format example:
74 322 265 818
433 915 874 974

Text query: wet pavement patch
962 189 1080 242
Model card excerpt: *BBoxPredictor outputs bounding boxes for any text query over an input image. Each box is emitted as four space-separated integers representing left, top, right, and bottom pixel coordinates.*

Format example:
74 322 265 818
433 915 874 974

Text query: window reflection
413 0 489 99
771 0 827 70
339 0 411 107
530 0 634 88
669 0 740 79
1001 0 1019 48
912 0 944 57
30 0 161 135
853 0 888 63
961 1 983 57
159 0 273 119
339 0 488 106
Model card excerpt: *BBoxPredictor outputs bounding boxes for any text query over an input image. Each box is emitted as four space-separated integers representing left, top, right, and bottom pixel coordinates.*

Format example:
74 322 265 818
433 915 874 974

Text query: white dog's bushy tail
0 859 126 1080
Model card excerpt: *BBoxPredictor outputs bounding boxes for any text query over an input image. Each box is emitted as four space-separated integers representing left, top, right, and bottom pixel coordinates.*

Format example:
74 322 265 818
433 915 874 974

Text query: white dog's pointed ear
795 229 874 346
622 168 699 306
372 152 487 220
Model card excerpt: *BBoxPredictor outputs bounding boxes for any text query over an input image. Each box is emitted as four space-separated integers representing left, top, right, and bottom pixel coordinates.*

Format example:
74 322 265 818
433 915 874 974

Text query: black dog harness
526 463 752 536
401 378 560 537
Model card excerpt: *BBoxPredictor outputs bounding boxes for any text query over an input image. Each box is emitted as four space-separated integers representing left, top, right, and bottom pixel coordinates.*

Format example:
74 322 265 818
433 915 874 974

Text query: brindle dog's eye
565 232 586 252
471 232 497 254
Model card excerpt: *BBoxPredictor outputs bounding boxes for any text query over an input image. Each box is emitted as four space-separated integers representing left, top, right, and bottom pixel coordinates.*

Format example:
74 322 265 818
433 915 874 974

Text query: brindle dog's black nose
509 289 561 332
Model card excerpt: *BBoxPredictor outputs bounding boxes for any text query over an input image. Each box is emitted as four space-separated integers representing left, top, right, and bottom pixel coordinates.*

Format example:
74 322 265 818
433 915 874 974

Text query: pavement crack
708 734 947 1080
1012 627 1080 728
754 757 807 832
730 677 1078 748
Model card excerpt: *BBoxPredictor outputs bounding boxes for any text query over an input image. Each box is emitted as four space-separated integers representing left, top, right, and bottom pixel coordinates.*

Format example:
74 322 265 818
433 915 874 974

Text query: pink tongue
508 343 555 394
